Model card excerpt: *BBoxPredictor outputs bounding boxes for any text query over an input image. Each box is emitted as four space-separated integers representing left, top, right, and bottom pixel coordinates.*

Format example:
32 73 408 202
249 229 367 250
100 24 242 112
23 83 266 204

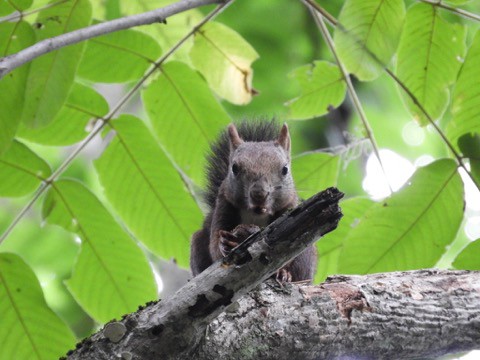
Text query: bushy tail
204 119 281 208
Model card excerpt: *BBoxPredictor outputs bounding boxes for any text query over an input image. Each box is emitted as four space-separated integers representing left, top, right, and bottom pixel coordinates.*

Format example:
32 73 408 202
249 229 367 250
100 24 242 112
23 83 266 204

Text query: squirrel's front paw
219 224 260 257
275 268 293 284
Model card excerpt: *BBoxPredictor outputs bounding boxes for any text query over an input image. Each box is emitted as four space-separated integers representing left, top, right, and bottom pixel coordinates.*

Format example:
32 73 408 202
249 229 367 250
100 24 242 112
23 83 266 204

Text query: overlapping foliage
0 0 479 358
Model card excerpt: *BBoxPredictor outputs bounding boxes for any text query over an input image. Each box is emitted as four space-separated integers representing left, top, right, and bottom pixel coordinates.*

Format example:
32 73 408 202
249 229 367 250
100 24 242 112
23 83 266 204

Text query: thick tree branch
65 188 344 360
197 270 480 359
0 0 222 79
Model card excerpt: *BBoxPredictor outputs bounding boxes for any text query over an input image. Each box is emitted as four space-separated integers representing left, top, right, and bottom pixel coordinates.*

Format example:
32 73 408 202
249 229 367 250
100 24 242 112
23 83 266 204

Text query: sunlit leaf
447 31 480 145
0 252 75 360
42 180 157 323
0 140 51 197
292 151 340 199
0 21 35 153
0 0 32 16
285 61 346 120
396 3 466 125
78 27 161 83
94 115 203 267
453 239 480 270
190 21 259 105
21 0 92 128
315 198 375 283
334 0 405 81
18 83 109 146
339 159 464 274
458 133 480 187
142 61 230 186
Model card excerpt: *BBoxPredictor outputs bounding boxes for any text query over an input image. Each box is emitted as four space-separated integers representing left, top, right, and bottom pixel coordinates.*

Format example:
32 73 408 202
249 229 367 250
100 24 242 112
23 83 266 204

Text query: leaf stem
0 0 234 245
419 0 480 22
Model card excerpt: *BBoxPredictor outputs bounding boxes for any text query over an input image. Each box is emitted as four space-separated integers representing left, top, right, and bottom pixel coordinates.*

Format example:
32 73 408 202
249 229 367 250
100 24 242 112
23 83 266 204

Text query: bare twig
0 0 234 244
0 0 222 79
419 0 480 22
0 0 69 24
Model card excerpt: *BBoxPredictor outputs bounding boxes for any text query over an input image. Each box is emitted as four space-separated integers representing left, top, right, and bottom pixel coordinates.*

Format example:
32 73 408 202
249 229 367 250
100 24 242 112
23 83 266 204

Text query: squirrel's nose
250 187 268 203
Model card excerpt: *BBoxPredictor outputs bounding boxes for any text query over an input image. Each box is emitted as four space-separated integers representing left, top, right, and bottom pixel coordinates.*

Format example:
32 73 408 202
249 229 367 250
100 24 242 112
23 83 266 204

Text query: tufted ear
228 123 243 150
277 123 291 155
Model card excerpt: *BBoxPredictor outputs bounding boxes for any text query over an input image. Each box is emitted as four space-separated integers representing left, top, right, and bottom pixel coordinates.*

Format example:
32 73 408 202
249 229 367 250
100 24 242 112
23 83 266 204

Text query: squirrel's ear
277 123 291 154
228 124 243 150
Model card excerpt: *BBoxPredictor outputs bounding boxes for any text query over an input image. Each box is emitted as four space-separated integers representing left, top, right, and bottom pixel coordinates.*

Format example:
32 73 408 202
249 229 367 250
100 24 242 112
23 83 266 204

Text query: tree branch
65 188 344 359
0 0 222 79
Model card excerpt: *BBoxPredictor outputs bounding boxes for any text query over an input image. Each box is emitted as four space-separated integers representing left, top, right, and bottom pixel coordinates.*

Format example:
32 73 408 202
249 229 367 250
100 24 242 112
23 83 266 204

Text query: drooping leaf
285 61 346 120
292 151 340 199
396 3 466 125
94 115 203 267
0 0 32 16
18 82 109 146
21 0 92 128
77 27 161 83
0 140 51 197
339 159 464 274
189 21 259 105
142 61 230 186
447 31 480 145
0 21 35 154
457 133 480 186
315 198 375 283
42 179 157 323
453 239 480 270
334 0 405 81
0 252 76 360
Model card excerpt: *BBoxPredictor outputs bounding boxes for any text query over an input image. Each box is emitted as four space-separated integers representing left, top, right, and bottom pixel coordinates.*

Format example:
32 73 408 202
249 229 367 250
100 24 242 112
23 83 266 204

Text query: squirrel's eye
282 165 289 176
232 163 240 176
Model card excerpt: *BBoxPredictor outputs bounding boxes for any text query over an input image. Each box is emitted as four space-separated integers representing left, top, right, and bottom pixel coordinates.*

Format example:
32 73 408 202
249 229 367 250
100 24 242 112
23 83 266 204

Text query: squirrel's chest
240 210 271 227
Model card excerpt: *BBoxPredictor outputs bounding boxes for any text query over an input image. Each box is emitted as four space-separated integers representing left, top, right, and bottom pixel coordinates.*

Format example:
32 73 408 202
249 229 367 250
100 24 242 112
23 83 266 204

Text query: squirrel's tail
204 119 281 209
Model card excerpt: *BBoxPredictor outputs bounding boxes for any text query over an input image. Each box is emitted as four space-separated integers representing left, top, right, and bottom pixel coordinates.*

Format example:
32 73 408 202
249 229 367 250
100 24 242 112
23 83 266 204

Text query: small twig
0 0 69 24
0 0 221 79
0 0 234 245
419 0 480 22
304 2 393 194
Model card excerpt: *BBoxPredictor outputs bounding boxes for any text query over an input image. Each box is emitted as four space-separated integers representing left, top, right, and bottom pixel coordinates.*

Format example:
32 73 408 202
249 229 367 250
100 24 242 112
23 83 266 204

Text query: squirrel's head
224 123 296 216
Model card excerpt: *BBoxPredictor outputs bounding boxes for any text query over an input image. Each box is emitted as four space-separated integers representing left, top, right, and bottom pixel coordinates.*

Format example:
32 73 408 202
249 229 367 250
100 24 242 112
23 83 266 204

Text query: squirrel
190 120 317 283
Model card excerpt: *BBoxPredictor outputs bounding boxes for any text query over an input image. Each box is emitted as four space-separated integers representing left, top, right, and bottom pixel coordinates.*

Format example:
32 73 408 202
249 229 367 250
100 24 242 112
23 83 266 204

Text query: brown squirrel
190 120 317 282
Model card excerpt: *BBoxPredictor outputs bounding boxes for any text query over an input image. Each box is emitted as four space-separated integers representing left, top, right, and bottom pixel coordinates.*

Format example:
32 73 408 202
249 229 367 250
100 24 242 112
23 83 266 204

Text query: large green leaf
447 31 480 145
0 140 51 197
457 134 480 187
0 21 35 154
285 61 346 120
396 3 466 125
21 0 92 128
0 252 75 360
77 27 161 83
292 151 340 199
334 0 405 81
18 82 109 146
315 198 375 283
189 21 259 105
94 115 203 267
453 239 480 270
339 159 464 274
142 61 230 186
0 0 32 16
42 180 157 323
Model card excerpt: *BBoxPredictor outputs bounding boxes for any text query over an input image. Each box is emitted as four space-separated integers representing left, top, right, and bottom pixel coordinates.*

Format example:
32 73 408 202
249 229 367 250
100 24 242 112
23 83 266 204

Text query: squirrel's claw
275 268 293 285
219 230 240 256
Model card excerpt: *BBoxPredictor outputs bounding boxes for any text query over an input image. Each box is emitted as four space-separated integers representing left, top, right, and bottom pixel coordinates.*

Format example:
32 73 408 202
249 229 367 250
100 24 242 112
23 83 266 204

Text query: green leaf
0 21 35 154
315 198 375 283
0 252 75 360
0 0 32 16
42 179 157 323
0 140 51 197
453 239 480 270
77 27 161 83
21 0 92 128
18 82 109 146
292 151 340 199
94 115 203 267
142 61 231 186
190 21 259 105
447 31 480 145
334 0 405 81
285 61 346 120
396 3 466 125
458 133 480 186
339 159 464 274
